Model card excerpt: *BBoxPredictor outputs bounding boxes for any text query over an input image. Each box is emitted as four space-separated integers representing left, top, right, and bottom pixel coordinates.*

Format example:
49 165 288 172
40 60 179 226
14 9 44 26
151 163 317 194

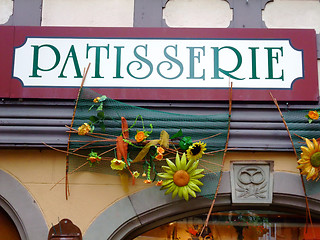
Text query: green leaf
89 116 99 123
170 129 183 139
179 136 193 150
99 95 107 101
99 122 106 132
97 102 103 111
97 111 105 119
88 104 95 111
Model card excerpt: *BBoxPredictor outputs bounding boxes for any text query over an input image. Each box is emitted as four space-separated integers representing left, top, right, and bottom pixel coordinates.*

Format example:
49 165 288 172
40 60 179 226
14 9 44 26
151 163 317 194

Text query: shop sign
1 27 318 100
14 38 302 90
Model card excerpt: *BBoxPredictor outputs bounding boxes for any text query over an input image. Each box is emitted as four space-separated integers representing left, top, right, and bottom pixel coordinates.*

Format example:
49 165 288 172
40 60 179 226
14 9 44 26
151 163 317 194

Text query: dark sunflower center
173 170 190 187
191 145 201 155
311 152 320 167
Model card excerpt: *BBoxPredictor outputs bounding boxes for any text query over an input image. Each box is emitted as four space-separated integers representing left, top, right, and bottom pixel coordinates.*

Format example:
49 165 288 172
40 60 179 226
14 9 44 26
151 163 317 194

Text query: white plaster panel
163 0 232 28
42 0 134 27
0 0 13 24
263 0 320 33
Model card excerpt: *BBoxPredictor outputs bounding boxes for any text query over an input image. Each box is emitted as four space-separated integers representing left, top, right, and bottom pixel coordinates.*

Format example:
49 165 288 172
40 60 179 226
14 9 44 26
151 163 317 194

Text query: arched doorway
84 172 320 240
0 170 48 240
0 206 21 240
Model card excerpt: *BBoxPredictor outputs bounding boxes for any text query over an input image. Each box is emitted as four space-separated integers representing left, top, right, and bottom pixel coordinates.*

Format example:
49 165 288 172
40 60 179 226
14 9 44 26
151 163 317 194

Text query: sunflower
158 152 204 201
186 141 206 161
297 138 320 180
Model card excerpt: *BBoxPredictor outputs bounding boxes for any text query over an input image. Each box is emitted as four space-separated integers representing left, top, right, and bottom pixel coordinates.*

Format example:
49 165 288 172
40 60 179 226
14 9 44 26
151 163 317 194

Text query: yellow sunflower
186 141 206 161
297 138 320 180
158 152 204 201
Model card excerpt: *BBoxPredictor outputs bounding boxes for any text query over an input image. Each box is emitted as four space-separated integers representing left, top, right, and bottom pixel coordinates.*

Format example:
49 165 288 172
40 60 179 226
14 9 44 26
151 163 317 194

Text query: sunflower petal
187 160 200 174
175 152 181 170
172 187 179 199
306 138 314 151
186 186 197 198
158 172 174 179
188 181 201 192
180 153 187 170
189 168 205 177
166 158 177 171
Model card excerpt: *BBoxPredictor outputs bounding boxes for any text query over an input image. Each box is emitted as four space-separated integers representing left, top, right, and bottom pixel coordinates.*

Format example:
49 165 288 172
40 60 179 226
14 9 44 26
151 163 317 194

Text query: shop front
0 25 319 240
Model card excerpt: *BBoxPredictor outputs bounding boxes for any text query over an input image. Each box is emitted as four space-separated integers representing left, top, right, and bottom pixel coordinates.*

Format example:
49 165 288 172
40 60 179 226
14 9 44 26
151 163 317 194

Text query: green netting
68 88 229 199
283 108 320 196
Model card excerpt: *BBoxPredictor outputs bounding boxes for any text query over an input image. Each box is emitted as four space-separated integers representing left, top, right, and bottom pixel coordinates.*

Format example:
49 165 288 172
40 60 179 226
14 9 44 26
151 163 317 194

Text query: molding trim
3 0 41 26
225 0 273 28
133 0 168 27
0 170 48 240
84 171 320 240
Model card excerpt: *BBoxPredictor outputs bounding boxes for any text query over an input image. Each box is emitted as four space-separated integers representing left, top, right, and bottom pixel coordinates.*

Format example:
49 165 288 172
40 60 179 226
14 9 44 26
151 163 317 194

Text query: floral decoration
297 138 320 180
306 110 320 123
186 141 207 161
110 158 126 171
87 151 101 167
133 171 140 178
67 94 226 202
78 123 91 135
158 152 204 201
135 131 147 142
93 97 100 103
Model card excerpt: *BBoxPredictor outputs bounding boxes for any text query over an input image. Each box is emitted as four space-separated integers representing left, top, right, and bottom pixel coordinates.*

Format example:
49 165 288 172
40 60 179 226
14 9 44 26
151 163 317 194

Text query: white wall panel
163 0 232 28
0 0 13 24
42 0 134 27
263 0 320 33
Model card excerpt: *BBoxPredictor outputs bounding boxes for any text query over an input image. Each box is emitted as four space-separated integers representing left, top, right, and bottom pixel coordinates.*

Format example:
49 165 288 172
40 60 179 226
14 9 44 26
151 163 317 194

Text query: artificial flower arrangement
69 95 222 201
296 109 320 181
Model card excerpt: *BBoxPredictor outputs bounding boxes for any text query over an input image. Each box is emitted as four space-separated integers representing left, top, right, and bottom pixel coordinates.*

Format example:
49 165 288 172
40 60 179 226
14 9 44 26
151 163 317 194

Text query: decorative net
68 88 230 200
283 108 320 196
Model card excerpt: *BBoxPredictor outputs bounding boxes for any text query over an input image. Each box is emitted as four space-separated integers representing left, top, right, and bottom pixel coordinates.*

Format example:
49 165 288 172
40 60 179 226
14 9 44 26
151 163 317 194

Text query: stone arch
0 170 48 240
84 171 320 240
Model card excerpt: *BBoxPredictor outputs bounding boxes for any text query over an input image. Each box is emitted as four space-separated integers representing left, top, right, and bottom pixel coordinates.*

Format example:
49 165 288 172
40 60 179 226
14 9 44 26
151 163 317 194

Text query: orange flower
156 180 163 186
144 179 152 184
157 146 165 154
88 156 101 163
93 97 100 103
155 154 163 160
308 111 319 120
78 123 91 135
135 131 146 142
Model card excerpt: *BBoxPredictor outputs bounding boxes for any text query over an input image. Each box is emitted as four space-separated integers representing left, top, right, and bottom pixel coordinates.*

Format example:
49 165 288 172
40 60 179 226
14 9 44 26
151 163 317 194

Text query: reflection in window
134 210 319 240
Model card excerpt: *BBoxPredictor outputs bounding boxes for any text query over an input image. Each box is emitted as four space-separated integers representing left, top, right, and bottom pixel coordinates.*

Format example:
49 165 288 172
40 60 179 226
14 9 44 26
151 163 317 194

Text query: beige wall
0 149 299 234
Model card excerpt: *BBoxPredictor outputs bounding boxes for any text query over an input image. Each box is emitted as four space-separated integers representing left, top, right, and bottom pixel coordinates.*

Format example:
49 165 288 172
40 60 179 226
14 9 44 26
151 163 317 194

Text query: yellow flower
158 152 204 201
110 158 125 170
78 123 91 135
308 111 319 120
135 131 146 142
133 171 140 178
186 141 206 161
93 97 100 103
297 138 320 180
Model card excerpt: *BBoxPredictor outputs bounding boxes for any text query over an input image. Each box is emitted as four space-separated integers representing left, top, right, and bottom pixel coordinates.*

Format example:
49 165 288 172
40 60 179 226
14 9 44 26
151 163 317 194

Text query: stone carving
231 162 273 204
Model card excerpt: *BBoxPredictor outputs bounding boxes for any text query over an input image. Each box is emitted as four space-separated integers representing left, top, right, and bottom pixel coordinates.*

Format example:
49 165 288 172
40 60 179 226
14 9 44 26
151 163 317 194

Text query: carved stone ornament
230 162 273 204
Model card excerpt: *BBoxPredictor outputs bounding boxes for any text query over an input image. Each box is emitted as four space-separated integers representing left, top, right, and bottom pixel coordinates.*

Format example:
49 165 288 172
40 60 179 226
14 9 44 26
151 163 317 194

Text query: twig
65 63 90 199
200 82 233 236
50 161 89 191
194 133 222 142
270 92 315 238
